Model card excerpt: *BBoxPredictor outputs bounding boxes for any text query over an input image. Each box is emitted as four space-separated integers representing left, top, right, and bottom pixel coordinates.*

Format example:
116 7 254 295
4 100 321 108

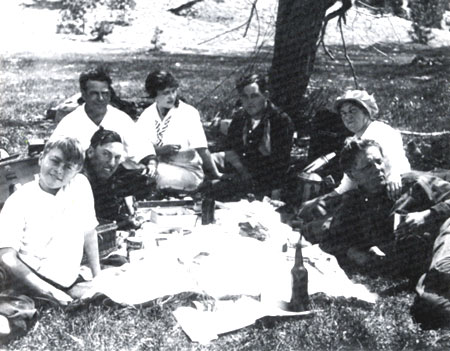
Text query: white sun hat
334 90 379 118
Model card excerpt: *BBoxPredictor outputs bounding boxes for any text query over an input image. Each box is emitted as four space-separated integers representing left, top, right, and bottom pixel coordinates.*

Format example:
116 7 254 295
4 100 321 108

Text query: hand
207 171 225 180
146 163 157 178
157 144 181 156
395 210 431 239
386 177 402 200
49 289 73 306
297 198 327 221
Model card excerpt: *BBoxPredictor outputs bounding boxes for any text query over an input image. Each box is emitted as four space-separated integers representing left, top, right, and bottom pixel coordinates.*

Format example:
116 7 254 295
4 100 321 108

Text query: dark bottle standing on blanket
201 197 215 225
290 244 310 311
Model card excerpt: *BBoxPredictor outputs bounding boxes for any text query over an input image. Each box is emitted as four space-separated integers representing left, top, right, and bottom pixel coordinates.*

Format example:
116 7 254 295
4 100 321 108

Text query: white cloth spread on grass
82 200 377 342
0 174 98 287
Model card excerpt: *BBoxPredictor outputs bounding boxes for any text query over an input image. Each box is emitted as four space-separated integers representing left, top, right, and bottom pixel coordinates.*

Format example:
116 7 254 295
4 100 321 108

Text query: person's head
79 67 113 118
39 137 85 194
340 137 387 194
235 73 269 118
86 128 125 180
334 90 378 136
145 70 179 110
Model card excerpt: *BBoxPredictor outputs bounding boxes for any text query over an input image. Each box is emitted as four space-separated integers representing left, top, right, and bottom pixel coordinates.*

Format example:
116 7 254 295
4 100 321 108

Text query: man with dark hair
304 136 450 328
212 73 294 200
50 66 156 173
84 128 151 227
84 128 126 222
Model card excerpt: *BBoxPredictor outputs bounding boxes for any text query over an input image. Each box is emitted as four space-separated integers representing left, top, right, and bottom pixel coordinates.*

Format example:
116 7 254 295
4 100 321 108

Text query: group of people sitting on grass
0 65 449 338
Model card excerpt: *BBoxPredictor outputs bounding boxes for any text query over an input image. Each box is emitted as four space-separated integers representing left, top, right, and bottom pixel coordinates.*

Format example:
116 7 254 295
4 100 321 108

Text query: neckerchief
155 113 172 147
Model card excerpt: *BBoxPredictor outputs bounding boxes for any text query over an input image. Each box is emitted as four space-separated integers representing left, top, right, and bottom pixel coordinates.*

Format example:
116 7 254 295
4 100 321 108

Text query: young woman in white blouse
135 70 222 192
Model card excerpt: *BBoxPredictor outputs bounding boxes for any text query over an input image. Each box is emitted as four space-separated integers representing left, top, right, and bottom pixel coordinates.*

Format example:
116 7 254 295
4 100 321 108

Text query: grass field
1 44 450 350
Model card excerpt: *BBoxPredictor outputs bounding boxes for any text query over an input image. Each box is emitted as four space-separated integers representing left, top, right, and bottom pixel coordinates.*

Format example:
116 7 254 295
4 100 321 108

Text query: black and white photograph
1 0 450 349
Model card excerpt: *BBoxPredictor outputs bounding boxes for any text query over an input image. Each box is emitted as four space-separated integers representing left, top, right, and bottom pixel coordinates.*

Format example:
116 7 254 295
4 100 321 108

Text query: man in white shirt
49 67 156 173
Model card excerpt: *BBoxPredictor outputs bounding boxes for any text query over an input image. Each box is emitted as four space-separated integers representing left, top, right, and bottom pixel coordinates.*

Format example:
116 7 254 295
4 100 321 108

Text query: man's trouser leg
411 218 450 329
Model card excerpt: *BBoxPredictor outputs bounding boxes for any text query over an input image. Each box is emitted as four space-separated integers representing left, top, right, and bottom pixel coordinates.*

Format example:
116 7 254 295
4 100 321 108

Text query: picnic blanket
81 200 377 343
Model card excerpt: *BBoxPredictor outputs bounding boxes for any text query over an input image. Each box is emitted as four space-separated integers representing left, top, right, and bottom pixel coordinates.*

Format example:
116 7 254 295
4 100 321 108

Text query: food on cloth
238 222 269 241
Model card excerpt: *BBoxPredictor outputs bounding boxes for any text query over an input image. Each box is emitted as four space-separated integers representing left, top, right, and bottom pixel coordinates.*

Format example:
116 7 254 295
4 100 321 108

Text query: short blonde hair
43 137 84 169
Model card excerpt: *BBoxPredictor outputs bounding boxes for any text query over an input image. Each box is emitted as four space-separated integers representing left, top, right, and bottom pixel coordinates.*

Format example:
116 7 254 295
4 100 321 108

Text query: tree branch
168 0 204 16
316 0 352 49
243 0 258 37
198 0 259 44
338 15 359 89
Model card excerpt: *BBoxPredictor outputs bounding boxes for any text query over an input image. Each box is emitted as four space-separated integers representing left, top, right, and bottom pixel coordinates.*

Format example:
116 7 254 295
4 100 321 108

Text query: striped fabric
155 115 171 146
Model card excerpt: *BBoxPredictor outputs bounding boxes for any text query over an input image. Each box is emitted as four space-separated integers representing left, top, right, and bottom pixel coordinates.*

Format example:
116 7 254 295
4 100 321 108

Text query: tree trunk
270 0 337 134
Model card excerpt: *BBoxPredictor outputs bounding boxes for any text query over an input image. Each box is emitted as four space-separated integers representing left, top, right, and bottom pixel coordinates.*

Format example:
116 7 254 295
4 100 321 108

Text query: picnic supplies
82 221 118 265
0 294 37 344
149 207 198 228
0 155 40 209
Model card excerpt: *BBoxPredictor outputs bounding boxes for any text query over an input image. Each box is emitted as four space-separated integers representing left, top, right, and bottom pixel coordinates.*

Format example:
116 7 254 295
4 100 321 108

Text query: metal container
126 237 143 259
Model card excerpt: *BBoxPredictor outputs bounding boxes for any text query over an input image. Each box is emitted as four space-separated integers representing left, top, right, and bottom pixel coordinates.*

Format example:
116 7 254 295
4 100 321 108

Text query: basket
82 221 118 264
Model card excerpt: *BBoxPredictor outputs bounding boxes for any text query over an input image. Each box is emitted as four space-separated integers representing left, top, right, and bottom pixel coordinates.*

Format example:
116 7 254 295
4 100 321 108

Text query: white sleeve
186 107 208 149
0 192 25 250
75 174 99 232
48 116 69 142
132 110 157 162
334 173 357 194
124 120 156 162
378 128 410 180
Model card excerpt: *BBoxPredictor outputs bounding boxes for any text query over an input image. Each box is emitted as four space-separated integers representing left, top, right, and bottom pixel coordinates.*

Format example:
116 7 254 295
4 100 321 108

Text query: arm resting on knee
0 248 72 304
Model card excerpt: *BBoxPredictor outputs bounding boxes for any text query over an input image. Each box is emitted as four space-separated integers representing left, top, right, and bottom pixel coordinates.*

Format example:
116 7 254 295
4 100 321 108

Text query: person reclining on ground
211 73 294 201
302 137 450 328
49 66 157 175
298 90 410 221
0 137 100 305
135 70 222 193
84 128 153 228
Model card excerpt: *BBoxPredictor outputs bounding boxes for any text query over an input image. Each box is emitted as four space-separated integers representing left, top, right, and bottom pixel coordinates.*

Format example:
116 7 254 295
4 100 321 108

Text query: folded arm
0 248 72 305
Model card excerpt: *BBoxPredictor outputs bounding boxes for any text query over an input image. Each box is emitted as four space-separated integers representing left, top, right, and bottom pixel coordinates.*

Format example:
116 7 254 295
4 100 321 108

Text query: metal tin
126 237 143 259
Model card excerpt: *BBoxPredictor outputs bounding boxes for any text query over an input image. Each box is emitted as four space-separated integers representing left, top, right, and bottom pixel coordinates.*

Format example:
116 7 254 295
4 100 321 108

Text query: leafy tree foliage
408 0 447 44
57 0 136 37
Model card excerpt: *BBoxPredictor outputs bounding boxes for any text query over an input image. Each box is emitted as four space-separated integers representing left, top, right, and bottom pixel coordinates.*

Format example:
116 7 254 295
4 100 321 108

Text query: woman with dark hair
136 70 222 192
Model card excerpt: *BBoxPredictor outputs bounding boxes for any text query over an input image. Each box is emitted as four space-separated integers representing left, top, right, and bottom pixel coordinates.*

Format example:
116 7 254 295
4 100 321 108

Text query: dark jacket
226 102 294 190
330 172 450 252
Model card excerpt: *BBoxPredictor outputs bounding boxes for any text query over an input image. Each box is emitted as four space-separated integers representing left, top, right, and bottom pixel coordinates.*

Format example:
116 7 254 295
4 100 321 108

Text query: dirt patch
1 0 450 58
